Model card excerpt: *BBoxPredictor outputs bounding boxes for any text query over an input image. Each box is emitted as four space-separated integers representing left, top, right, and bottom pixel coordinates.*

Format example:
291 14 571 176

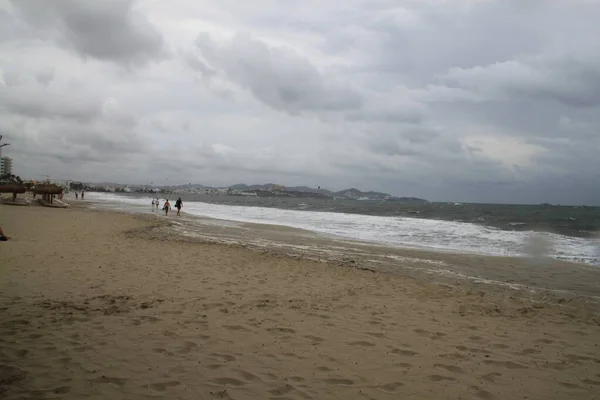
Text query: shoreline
89 200 600 310
86 192 600 267
92 191 600 239
2 203 600 399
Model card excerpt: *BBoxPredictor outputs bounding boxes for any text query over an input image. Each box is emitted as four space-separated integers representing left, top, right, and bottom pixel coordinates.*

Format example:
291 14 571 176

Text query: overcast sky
1 0 599 204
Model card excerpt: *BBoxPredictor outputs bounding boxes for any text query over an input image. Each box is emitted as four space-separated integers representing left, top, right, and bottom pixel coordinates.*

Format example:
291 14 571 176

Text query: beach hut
33 184 68 207
0 183 28 205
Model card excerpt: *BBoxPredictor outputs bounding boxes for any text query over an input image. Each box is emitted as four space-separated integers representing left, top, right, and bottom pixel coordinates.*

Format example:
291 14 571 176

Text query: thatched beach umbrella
32 184 63 195
0 184 26 203
33 184 63 204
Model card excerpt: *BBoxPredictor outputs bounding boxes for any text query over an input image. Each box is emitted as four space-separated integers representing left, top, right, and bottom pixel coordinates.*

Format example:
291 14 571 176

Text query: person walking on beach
175 197 183 216
81 191 85 200
151 198 156 210
163 199 171 216
75 192 78 200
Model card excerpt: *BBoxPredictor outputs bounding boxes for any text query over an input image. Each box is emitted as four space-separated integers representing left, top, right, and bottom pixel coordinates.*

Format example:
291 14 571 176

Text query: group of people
152 197 183 216
75 191 85 200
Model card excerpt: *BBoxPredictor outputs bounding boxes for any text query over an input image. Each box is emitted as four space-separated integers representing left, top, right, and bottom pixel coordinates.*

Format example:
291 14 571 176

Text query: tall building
0 156 13 176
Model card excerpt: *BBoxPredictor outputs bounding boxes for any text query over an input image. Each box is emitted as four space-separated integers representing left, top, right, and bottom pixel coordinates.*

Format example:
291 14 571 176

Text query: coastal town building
0 156 13 176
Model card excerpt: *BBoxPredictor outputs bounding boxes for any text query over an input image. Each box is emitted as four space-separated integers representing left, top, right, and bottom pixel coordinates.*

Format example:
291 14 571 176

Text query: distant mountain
333 188 387 200
86 180 427 203
228 183 279 191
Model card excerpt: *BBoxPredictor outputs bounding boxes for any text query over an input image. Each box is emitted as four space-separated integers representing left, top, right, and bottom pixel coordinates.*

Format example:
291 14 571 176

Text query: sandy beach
1 203 600 399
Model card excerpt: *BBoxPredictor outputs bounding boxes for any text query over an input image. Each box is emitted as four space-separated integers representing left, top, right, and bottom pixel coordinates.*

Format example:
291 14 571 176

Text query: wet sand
1 204 600 399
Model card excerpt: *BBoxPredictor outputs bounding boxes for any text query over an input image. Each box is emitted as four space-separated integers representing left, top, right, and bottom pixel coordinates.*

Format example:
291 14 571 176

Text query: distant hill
86 181 428 203
227 184 427 203
228 183 280 191
333 188 388 200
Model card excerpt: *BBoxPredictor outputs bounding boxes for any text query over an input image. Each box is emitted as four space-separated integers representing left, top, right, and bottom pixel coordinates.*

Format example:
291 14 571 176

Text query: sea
87 192 600 266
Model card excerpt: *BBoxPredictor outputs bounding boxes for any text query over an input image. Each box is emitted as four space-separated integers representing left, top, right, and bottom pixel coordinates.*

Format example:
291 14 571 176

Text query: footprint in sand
282 352 305 359
456 346 491 355
139 315 161 323
210 377 246 387
28 333 44 340
428 375 456 382
366 332 386 338
440 352 468 360
304 335 324 343
52 386 71 394
325 378 354 386
211 353 236 362
481 372 501 382
520 348 541 355
542 361 571 371
414 329 447 340
535 338 554 345
558 381 582 389
237 370 263 383
483 360 527 369
14 349 28 358
582 379 600 386
263 372 278 381
267 327 296 334
224 325 253 332
150 381 180 392
268 384 294 396
348 341 375 347
565 354 599 363
379 382 404 392
470 385 494 399
178 341 198 354
390 348 418 356
90 376 127 386
434 364 464 374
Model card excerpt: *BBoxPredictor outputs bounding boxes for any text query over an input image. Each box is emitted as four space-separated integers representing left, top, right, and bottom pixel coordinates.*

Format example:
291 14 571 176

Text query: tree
0 174 23 184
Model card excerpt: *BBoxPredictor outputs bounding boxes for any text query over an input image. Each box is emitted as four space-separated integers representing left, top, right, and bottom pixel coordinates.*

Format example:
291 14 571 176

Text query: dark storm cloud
1 0 600 203
194 32 363 114
434 52 600 108
10 0 165 66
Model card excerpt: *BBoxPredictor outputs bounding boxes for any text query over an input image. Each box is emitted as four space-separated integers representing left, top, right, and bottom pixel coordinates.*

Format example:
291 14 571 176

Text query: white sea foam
88 192 600 266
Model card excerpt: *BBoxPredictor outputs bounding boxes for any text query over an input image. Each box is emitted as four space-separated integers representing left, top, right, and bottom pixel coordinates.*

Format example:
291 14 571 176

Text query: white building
0 156 13 176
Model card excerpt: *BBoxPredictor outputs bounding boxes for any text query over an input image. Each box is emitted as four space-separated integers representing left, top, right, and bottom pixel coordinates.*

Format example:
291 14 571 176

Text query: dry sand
1 204 600 399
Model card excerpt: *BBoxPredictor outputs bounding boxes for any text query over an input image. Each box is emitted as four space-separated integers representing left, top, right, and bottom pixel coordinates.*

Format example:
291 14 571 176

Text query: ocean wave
88 192 600 266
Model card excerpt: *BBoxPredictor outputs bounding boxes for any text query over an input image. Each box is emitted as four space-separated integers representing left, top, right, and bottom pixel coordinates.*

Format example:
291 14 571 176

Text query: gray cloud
0 88 101 123
10 0 166 66
194 32 363 114
35 69 55 87
1 0 599 204
432 51 600 108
